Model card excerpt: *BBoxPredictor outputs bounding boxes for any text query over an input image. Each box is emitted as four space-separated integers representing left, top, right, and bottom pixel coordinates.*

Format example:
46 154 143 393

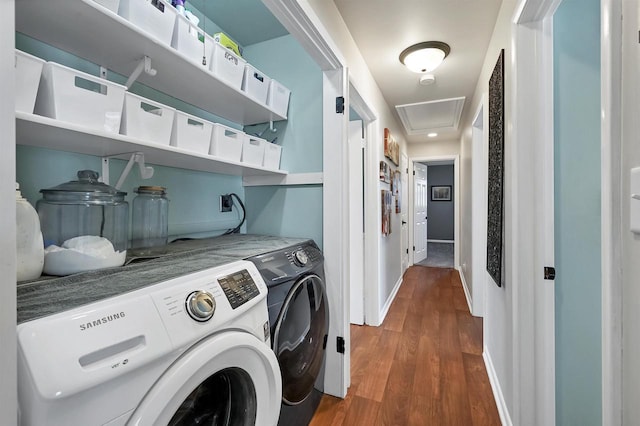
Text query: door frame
348 82 378 328
262 0 350 398
408 155 460 268
511 0 560 423
470 98 486 317
0 1 16 422
600 0 622 424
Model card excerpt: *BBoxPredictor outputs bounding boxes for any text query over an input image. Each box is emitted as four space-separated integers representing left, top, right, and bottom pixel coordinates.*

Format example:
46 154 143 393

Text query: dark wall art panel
486 49 505 287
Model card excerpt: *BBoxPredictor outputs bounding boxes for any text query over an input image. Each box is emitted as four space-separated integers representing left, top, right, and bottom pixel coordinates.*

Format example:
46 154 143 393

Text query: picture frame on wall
486 48 505 287
431 185 451 201
379 161 390 183
383 128 399 166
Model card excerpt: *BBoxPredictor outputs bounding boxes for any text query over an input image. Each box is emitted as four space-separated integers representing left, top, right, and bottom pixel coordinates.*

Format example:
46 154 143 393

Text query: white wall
457 0 518 420
1 1 17 423
621 0 640 422
305 0 408 324
407 139 460 158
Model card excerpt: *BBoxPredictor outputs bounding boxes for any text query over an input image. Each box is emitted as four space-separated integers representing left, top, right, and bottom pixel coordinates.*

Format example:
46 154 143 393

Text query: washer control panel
218 269 260 310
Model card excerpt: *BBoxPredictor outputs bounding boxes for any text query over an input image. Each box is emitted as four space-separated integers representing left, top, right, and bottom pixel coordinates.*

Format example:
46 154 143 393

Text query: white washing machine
17 260 282 426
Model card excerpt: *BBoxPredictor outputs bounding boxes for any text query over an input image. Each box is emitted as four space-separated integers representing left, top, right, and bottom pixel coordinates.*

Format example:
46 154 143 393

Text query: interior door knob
402 221 407 225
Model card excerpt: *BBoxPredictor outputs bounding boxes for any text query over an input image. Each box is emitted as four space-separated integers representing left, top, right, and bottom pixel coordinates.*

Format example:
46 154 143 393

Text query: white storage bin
210 41 247 91
241 136 266 166
263 143 282 170
171 14 213 67
92 0 120 13
241 65 271 104
267 79 291 117
121 92 175 145
118 0 177 46
15 50 45 114
210 123 244 162
170 111 213 154
34 62 126 133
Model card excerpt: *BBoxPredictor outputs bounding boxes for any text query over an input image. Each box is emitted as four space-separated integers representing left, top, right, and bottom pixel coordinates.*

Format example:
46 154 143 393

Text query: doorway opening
409 155 460 270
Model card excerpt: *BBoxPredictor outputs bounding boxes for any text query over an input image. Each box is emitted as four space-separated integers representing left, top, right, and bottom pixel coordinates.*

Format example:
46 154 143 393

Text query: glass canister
36 170 129 252
131 186 169 249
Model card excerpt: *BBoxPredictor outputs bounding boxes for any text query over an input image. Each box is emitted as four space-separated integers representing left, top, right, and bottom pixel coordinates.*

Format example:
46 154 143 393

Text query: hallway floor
416 242 454 268
309 266 500 426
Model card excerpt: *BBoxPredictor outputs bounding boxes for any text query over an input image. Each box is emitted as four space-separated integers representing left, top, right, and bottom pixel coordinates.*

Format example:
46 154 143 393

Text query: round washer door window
273 274 329 405
127 331 281 426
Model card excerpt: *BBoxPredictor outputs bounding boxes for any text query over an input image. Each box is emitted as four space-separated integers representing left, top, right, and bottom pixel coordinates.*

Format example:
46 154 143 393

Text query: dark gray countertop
17 234 311 324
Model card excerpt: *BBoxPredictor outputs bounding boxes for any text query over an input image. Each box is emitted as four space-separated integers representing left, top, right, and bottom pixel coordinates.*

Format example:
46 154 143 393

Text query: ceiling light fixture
399 41 450 73
428 132 438 138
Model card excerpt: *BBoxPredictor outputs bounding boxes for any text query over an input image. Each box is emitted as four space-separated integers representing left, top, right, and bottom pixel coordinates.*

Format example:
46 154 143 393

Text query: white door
348 120 364 325
413 162 428 263
401 153 409 271
321 68 349 398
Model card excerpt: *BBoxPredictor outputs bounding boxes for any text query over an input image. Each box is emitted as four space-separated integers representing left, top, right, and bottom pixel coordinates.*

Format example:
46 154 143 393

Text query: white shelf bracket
101 152 154 189
125 56 157 88
269 120 275 132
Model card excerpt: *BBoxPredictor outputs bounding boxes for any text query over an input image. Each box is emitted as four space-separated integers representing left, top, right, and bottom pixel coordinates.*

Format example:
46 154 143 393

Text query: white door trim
471 98 486 317
600 0 622 424
348 82 380 327
348 120 364 326
0 1 17 423
511 0 560 424
321 68 349 397
261 0 351 398
408 155 460 268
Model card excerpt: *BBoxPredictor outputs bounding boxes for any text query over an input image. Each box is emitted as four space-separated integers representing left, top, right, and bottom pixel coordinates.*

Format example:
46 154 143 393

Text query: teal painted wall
554 0 601 423
15 34 246 240
242 35 324 247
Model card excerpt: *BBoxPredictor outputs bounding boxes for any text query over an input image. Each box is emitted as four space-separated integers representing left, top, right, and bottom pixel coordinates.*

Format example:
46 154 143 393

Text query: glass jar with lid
131 186 169 249
36 170 128 252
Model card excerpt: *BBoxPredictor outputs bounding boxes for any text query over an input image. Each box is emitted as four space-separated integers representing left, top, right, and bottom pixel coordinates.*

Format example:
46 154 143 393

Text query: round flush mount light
419 74 436 86
400 41 451 73
427 132 438 138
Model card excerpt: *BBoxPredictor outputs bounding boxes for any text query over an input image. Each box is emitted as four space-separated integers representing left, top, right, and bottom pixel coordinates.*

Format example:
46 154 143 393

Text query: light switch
631 167 640 233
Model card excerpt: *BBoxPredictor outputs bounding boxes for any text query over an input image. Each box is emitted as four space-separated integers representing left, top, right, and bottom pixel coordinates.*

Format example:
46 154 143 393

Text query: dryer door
127 331 281 426
273 274 329 405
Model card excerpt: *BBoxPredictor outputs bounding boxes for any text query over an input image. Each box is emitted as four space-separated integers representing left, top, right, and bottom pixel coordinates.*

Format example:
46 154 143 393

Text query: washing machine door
127 331 281 426
273 274 329 405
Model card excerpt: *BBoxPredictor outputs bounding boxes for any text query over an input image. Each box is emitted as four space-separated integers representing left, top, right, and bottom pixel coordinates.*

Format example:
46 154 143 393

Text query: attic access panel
395 97 465 135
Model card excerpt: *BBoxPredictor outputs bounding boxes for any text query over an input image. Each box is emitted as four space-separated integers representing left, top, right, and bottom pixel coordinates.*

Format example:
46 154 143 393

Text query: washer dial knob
293 249 309 266
186 291 216 322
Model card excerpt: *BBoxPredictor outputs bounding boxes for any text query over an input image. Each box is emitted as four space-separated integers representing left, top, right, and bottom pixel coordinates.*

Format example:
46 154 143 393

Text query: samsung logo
79 312 126 331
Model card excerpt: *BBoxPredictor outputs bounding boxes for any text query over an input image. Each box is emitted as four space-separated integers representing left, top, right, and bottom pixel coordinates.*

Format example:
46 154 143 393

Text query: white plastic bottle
16 183 44 281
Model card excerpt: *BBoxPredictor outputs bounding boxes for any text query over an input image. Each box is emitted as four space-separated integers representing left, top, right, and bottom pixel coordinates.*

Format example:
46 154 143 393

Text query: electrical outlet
220 194 233 212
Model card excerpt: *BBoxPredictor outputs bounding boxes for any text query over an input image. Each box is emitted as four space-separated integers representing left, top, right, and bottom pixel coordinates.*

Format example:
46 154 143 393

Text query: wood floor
310 266 501 426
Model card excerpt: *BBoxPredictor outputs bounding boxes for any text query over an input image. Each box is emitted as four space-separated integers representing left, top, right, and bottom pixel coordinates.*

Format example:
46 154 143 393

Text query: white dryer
17 260 282 426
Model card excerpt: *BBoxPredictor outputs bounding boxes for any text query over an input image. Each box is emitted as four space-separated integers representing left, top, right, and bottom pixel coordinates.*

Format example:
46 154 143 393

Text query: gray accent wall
426 164 454 240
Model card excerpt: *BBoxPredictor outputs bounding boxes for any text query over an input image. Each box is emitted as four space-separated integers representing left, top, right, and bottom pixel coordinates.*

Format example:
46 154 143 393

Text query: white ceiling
333 0 503 143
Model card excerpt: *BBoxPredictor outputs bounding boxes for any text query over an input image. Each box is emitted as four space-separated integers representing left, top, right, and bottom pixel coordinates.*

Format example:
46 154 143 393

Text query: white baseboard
427 239 454 244
377 275 403 326
457 267 474 315
483 346 513 426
